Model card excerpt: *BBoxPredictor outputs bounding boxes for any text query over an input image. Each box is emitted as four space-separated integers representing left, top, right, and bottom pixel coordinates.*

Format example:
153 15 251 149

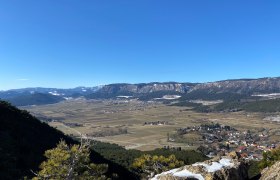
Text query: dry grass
23 99 280 151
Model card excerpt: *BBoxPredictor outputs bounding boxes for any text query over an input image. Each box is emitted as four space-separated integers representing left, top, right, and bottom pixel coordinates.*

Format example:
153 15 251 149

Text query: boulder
152 152 248 180
260 161 280 180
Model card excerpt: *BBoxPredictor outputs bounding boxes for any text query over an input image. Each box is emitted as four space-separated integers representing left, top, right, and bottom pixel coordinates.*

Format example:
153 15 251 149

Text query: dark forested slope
0 101 140 180
0 101 75 179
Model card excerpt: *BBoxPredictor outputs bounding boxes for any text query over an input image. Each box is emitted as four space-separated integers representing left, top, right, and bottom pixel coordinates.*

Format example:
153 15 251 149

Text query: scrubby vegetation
132 154 184 178
33 140 108 180
243 99 280 112
92 141 208 176
246 146 280 179
247 161 261 179
259 146 280 169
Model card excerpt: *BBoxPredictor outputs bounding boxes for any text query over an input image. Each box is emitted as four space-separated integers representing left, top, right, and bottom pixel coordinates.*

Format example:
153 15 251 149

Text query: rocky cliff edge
152 152 248 180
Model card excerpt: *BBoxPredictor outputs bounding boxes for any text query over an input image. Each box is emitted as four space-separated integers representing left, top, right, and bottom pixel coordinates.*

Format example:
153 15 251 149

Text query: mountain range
1 77 280 106
94 77 280 96
0 87 100 106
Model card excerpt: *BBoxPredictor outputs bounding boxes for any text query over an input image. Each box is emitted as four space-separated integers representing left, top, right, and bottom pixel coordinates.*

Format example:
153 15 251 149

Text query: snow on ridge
193 158 234 173
117 96 133 99
162 95 181 100
154 95 181 100
151 168 204 180
172 169 204 180
64 97 73 100
252 93 280 97
48 91 61 96
152 158 234 180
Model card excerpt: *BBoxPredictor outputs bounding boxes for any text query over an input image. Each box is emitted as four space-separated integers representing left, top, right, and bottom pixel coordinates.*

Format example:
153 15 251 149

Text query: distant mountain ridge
87 77 280 99
85 82 196 99
190 77 280 94
100 82 195 94
7 93 65 106
0 86 100 106
2 77 280 106
0 86 100 99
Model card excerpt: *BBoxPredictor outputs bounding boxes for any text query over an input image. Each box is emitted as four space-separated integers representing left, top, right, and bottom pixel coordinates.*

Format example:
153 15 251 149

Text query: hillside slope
0 101 75 179
0 101 139 179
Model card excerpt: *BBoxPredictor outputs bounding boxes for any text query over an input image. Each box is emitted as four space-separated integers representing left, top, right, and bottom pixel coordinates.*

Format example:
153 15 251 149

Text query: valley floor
23 99 280 152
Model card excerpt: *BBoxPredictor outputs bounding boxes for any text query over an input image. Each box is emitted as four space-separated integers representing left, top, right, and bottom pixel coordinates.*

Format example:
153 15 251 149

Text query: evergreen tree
32 139 108 180
259 146 280 169
132 154 184 178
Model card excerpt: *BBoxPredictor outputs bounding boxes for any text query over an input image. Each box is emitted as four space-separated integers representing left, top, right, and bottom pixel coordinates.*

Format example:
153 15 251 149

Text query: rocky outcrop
99 82 195 94
152 152 248 180
190 77 280 94
85 77 280 100
260 161 280 180
92 77 280 98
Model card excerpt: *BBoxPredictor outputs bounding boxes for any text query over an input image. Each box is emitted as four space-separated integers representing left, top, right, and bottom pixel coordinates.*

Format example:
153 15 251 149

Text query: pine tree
259 146 280 169
32 139 108 180
132 154 184 178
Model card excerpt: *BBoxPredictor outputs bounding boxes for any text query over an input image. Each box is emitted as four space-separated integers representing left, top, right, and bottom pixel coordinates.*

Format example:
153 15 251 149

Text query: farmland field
23 99 280 151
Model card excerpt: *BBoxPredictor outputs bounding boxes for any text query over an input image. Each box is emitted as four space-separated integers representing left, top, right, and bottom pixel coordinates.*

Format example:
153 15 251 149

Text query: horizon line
1 76 279 91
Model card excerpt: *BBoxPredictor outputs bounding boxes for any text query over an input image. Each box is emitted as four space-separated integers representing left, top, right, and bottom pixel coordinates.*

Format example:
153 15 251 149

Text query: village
174 123 279 160
143 121 170 126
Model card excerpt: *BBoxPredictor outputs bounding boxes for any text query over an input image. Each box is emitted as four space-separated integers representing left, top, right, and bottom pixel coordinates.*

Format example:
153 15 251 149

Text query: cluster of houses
64 122 83 128
177 123 279 160
143 121 170 126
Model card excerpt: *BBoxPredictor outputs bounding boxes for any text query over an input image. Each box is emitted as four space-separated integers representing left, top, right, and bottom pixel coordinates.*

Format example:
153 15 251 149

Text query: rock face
152 153 248 180
92 77 280 98
190 77 280 94
99 82 195 94
260 161 280 180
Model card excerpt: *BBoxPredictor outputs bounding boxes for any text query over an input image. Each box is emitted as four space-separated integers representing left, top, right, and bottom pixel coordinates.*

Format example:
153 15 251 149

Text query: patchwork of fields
23 99 280 151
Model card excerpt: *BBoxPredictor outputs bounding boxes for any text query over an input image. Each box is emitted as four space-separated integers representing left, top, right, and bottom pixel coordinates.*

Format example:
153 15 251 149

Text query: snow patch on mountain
48 91 63 96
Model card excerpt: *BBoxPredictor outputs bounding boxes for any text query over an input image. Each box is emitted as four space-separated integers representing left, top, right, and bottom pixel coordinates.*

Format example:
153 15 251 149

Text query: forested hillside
0 101 74 179
0 101 136 179
92 141 208 176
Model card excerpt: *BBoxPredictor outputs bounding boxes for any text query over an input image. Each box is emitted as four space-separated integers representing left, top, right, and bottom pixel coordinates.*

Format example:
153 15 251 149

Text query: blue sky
1 1 280 90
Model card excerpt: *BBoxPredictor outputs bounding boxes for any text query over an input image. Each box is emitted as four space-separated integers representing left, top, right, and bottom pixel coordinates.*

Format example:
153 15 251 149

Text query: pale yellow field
23 99 280 151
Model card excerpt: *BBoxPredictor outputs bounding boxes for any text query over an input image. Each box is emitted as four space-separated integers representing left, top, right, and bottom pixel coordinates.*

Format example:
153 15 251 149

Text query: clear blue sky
1 1 280 90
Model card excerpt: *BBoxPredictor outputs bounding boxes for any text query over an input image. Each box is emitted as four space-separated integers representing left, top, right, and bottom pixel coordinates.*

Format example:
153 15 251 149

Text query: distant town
173 123 279 161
